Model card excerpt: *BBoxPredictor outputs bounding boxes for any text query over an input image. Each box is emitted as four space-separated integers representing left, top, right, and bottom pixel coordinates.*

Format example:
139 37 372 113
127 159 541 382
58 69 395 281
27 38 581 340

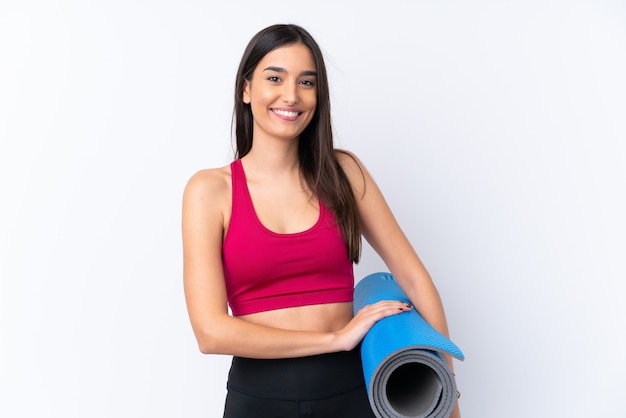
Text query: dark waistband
227 348 366 401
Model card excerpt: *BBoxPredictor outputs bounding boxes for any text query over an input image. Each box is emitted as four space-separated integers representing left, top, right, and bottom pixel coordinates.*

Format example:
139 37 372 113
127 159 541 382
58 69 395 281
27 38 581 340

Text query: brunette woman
182 24 460 417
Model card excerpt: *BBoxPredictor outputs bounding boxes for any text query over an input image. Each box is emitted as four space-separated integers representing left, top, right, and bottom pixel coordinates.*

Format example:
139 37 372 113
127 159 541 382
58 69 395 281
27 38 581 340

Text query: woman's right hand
334 300 412 352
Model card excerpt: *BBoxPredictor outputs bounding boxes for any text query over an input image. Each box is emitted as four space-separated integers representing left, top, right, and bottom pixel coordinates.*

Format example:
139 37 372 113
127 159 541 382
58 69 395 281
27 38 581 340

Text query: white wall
1 1 624 417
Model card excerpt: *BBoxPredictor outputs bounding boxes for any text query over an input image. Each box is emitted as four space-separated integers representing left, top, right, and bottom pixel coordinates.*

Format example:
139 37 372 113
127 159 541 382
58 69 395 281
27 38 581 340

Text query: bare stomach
236 302 354 332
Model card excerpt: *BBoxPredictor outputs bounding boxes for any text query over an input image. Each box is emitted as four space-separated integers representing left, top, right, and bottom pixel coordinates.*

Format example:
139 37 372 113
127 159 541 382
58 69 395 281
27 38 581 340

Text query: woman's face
243 43 317 143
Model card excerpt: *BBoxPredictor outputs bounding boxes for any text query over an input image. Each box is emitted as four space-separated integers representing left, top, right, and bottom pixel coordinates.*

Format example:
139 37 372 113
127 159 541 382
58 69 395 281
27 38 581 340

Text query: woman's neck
243 137 301 179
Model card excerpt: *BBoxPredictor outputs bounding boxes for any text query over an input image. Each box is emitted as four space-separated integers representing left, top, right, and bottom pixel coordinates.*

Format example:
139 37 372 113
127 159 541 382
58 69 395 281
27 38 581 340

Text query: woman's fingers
336 300 412 351
356 300 412 320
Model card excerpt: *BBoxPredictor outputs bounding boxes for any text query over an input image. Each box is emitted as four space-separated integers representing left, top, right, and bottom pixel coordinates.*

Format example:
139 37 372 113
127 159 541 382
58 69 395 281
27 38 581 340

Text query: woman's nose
281 82 298 104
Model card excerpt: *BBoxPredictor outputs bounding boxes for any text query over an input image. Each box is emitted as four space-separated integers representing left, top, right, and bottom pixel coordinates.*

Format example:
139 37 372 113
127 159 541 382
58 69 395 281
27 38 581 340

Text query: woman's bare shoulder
334 149 367 193
334 148 359 165
183 164 232 206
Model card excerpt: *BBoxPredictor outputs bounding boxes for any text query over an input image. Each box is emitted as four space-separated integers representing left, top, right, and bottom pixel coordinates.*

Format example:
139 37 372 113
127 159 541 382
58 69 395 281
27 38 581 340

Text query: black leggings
223 348 375 418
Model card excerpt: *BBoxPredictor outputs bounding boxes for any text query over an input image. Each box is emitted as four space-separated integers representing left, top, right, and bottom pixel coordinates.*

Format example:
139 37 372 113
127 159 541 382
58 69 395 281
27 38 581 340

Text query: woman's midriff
236 302 354 332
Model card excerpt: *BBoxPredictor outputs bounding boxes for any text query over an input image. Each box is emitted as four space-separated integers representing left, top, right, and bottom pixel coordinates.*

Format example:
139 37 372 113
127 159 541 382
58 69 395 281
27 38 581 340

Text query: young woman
182 24 461 417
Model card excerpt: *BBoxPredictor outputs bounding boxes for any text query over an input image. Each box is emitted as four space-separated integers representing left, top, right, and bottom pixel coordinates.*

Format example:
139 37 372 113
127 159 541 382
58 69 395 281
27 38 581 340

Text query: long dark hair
233 24 361 263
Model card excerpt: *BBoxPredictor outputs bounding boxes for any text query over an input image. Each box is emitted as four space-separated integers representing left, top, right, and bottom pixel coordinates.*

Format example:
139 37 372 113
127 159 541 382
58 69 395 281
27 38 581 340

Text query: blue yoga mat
354 272 465 418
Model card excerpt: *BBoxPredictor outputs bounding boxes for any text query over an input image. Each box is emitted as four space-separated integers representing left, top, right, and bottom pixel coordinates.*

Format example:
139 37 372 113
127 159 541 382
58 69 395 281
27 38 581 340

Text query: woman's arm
337 151 461 417
182 168 410 359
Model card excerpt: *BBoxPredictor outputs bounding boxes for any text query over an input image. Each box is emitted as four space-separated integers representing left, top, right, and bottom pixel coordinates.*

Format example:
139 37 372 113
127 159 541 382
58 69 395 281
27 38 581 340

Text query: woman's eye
300 79 315 87
267 76 281 82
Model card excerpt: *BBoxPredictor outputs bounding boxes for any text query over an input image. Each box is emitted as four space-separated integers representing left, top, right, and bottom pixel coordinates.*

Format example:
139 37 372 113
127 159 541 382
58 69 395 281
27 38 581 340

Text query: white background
1 0 625 417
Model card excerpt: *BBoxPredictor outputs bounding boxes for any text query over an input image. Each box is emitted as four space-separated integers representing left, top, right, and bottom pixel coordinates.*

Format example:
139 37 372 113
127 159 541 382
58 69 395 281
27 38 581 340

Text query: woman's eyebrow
263 66 317 76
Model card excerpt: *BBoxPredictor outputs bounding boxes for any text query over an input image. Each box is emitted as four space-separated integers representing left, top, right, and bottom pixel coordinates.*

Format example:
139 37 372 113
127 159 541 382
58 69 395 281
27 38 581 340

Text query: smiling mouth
272 109 301 118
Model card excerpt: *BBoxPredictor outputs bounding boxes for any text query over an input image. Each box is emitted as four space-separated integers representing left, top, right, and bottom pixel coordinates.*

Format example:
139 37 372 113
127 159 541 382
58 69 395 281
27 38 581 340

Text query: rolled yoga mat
354 272 465 418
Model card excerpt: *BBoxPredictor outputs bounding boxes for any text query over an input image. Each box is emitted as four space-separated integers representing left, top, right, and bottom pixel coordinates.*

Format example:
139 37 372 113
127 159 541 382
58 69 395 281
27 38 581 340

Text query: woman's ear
242 80 251 104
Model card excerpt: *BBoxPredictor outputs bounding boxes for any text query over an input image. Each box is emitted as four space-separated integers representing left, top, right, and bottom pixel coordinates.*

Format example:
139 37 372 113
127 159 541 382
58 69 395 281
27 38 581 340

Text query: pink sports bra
222 159 354 316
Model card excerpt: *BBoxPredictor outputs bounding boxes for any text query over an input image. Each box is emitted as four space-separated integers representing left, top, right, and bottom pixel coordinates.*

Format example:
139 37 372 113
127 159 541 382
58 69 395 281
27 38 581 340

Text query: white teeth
273 109 299 118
